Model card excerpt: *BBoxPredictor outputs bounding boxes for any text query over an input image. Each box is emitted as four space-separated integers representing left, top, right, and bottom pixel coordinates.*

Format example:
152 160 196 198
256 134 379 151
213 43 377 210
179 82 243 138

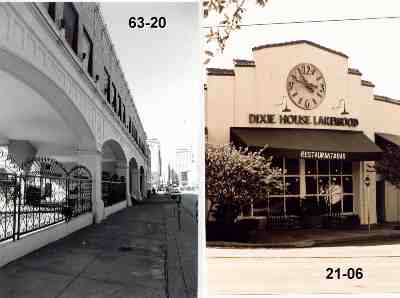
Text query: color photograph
204 0 400 295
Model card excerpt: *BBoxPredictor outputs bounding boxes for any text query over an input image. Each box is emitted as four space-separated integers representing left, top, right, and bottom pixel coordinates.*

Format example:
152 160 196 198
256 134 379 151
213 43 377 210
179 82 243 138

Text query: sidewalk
0 197 197 298
208 224 400 248
165 197 197 298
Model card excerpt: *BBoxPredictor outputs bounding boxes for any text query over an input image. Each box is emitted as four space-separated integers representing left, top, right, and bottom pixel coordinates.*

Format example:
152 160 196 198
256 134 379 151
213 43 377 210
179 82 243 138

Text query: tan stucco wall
205 41 400 224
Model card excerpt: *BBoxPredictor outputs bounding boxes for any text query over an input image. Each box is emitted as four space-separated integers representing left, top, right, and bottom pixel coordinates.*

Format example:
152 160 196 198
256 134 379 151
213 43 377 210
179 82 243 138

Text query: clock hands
291 75 317 93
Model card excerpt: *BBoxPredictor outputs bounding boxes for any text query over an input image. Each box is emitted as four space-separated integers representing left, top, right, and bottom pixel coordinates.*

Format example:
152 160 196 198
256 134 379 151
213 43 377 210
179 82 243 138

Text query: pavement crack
163 205 170 298
53 251 102 298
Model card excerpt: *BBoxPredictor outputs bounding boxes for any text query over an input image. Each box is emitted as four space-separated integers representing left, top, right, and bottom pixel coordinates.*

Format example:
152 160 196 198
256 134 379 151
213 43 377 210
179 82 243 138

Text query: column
78 151 104 224
116 161 130 206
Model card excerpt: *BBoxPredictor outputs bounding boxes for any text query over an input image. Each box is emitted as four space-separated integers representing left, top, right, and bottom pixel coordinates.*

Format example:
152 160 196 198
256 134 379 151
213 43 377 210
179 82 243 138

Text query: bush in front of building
376 139 400 188
206 144 282 241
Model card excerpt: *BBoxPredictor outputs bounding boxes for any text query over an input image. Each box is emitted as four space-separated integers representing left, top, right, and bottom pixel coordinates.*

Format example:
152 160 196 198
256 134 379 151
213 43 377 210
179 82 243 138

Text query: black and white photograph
0 2 200 298
204 0 400 295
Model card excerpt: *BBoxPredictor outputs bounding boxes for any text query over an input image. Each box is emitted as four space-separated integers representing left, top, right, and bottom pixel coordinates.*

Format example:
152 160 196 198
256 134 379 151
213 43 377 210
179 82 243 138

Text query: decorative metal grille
102 174 126 207
68 166 92 217
0 157 92 243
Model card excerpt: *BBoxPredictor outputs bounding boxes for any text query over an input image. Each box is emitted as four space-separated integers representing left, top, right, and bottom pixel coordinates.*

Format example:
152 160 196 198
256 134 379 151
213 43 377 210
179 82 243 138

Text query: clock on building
286 63 326 110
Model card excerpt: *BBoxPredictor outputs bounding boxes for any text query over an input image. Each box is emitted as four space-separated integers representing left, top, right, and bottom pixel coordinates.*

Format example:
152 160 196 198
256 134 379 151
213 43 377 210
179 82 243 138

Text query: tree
376 140 400 189
375 140 400 223
203 0 268 64
206 143 282 222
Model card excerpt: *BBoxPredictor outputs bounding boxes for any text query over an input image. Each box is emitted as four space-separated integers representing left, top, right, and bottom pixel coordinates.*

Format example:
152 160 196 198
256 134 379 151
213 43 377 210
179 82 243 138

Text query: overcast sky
204 0 400 99
101 2 200 179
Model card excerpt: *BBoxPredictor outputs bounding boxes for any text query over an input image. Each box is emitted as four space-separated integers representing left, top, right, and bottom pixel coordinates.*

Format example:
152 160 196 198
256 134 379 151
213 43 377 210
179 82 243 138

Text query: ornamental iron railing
0 158 92 243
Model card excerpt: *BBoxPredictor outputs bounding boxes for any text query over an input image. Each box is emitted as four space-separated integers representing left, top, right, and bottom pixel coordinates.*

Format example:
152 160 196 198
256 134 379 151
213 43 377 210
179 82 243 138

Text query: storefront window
306 160 354 214
306 176 317 194
343 195 354 213
267 157 300 217
318 160 329 175
247 158 354 219
285 159 299 175
305 159 317 175
343 161 352 175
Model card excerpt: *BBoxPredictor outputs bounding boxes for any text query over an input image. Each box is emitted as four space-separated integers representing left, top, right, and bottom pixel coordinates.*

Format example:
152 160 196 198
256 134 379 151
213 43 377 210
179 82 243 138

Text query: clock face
286 63 326 110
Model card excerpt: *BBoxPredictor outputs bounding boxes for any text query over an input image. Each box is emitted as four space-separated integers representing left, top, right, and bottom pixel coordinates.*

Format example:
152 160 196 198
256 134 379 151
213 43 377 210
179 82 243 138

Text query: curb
207 234 400 249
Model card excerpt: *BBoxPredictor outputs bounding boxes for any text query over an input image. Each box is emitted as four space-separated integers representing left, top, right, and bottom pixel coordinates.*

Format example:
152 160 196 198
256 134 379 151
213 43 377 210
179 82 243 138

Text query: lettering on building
249 113 359 128
300 151 347 160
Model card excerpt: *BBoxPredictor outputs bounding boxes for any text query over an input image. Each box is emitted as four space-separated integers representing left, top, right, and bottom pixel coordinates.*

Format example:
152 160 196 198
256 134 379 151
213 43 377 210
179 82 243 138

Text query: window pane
343 176 353 193
63 3 78 53
331 160 342 175
318 160 329 175
285 159 299 175
286 197 301 215
343 195 353 212
286 177 300 195
241 202 251 217
343 161 352 175
330 176 341 187
318 176 330 195
306 176 317 194
253 198 267 216
305 159 317 175
318 196 329 213
331 200 342 214
48 3 56 21
269 197 284 216
271 157 283 172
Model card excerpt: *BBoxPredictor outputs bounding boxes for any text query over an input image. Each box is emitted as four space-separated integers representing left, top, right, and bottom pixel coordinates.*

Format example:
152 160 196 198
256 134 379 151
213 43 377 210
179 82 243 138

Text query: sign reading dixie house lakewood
249 113 359 127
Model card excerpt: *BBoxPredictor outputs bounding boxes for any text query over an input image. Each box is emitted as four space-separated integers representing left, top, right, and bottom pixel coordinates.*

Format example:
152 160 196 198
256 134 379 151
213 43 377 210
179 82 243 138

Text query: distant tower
147 138 162 188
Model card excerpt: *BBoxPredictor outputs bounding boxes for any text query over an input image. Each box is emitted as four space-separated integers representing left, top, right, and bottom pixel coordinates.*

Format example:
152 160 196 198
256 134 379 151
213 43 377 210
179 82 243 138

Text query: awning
230 127 382 161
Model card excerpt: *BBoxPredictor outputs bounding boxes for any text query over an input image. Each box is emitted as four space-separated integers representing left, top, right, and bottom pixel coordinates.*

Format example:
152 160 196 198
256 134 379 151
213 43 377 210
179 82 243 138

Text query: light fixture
282 96 291 113
336 98 349 115
341 100 349 115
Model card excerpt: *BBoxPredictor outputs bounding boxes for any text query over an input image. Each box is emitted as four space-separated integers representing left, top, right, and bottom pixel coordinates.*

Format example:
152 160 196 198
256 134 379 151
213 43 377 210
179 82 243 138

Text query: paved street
0 197 197 298
208 244 400 295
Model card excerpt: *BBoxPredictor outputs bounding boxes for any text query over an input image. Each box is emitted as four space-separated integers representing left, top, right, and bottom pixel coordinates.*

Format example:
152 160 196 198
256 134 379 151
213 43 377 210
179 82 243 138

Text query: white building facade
0 3 150 267
147 138 162 189
175 147 194 187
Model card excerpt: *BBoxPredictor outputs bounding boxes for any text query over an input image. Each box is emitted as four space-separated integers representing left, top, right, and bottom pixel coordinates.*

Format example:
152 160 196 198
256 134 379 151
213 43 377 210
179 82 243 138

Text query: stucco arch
0 46 97 153
101 139 127 178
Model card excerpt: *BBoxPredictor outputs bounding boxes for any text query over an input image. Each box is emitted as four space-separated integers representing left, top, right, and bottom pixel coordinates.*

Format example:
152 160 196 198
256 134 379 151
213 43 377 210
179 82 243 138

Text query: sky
204 0 400 100
101 2 201 180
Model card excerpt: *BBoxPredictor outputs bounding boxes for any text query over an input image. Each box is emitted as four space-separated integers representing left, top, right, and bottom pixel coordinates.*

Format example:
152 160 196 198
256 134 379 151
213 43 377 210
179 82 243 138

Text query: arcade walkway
0 197 197 298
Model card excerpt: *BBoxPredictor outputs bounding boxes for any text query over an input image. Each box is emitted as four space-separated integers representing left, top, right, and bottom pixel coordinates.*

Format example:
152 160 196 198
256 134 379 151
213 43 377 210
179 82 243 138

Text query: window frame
82 27 94 77
63 2 79 54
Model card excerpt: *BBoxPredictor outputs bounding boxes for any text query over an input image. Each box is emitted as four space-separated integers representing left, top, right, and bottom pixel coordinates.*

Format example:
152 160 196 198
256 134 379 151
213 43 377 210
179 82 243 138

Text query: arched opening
140 166 145 198
129 157 139 200
0 48 97 159
101 139 127 207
